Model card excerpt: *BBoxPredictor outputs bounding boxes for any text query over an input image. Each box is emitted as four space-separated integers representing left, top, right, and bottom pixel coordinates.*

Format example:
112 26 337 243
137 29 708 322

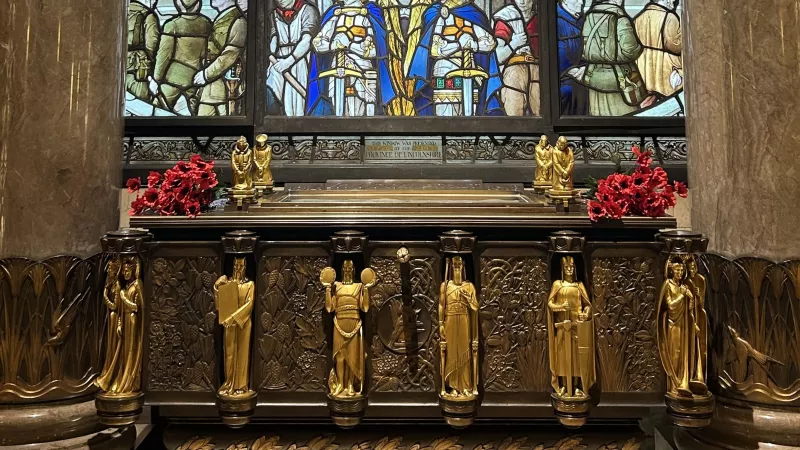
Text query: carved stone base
682 396 800 449
439 397 478 429
328 395 367 429
95 391 144 427
0 398 103 446
664 392 713 428
0 426 136 450
551 394 591 429
217 390 257 429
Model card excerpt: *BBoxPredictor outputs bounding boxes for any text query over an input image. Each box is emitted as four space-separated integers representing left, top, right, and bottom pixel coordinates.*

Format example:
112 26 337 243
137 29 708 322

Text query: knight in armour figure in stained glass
150 0 213 115
556 0 587 115
492 0 539 116
266 0 320 116
307 0 397 116
127 0 160 103
408 0 502 116
194 0 248 116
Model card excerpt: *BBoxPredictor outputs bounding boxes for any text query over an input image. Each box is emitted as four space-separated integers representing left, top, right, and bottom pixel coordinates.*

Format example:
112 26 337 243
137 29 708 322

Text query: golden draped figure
232 136 254 192
534 135 554 190
253 134 273 190
214 257 255 397
658 257 709 398
321 261 375 399
377 0 431 115
550 136 575 195
547 256 595 398
439 256 479 400
95 256 144 395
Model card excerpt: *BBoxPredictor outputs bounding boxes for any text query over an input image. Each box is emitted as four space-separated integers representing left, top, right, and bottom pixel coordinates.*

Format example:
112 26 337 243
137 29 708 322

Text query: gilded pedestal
94 229 152 427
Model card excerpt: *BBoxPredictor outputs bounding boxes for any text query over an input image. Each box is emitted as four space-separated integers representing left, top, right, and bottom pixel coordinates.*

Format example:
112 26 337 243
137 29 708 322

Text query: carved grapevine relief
591 257 663 392
258 256 329 391
148 257 218 391
370 256 439 392
174 433 644 450
480 257 550 392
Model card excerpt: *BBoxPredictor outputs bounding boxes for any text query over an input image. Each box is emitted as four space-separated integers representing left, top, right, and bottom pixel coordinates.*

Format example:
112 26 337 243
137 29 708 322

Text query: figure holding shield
321 260 376 398
214 257 255 397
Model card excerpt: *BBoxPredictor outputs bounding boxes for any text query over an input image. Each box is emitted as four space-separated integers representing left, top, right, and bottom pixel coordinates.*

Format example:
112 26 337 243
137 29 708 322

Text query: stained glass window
557 0 684 117
264 0 540 117
125 0 248 117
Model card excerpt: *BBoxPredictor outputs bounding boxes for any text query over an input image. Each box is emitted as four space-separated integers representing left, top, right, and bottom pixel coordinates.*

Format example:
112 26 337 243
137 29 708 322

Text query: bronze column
684 0 800 447
0 0 126 445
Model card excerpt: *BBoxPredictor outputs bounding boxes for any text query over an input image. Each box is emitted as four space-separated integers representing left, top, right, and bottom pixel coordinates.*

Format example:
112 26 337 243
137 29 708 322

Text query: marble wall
0 0 126 259
685 0 800 259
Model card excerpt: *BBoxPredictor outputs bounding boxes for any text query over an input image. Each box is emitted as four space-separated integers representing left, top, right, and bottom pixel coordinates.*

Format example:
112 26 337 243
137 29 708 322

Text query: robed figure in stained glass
307 0 397 116
556 0 587 115
377 0 433 115
267 0 320 116
493 0 539 116
633 0 682 97
408 0 503 116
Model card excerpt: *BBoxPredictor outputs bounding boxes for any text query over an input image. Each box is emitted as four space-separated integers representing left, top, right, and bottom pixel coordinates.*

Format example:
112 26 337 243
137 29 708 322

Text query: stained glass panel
557 0 684 117
125 0 248 117
264 0 540 117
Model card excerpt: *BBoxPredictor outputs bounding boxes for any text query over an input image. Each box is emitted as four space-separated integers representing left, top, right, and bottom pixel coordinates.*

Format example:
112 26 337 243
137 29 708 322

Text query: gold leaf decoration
176 436 215 450
252 436 282 450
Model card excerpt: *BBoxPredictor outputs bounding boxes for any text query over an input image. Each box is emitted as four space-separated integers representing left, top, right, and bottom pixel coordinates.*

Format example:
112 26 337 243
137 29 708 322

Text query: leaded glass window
557 0 684 117
125 0 248 117
264 0 541 117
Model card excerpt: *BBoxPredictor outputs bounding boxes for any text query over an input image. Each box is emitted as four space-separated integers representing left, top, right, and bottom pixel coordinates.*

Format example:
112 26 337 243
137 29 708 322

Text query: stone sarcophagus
116 181 684 429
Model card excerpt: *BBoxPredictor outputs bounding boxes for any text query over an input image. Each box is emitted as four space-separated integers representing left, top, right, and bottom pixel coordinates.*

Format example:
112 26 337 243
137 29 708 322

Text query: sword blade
462 77 474 116
335 77 345 117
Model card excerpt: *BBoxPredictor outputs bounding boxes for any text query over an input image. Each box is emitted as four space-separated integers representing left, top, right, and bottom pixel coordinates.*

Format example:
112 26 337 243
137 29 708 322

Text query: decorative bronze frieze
95 228 151 427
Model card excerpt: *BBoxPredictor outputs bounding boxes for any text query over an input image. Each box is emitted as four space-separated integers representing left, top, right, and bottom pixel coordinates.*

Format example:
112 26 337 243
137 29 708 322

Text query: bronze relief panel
479 246 551 393
705 255 800 406
369 246 440 393
589 246 664 393
256 248 330 392
0 255 105 403
146 248 221 392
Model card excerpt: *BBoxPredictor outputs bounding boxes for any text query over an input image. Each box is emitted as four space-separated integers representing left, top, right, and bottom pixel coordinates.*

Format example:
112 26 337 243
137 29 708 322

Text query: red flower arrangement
587 145 687 222
127 155 218 218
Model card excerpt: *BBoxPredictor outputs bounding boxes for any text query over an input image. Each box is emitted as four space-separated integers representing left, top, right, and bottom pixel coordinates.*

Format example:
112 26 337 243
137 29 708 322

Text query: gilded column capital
221 230 258 255
440 230 475 255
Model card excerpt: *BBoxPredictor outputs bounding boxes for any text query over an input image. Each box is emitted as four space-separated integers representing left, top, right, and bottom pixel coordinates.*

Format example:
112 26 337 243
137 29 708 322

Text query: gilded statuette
547 255 596 428
548 137 578 206
214 256 257 427
253 134 274 198
94 255 146 426
229 136 255 209
439 256 479 401
533 135 554 192
657 255 713 427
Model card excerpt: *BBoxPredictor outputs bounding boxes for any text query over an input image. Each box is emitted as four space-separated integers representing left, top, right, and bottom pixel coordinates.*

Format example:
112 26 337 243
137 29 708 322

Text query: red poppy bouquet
587 145 687 221
127 155 218 218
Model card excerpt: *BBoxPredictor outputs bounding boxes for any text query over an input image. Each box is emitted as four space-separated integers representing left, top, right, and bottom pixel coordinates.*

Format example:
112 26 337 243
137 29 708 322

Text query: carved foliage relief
591 256 662 393
369 255 439 393
0 256 104 403
480 257 550 392
704 255 800 405
257 256 329 392
148 257 219 392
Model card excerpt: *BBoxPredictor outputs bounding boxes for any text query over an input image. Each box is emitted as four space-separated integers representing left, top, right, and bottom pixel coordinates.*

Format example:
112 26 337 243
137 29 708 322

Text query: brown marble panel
685 0 800 259
0 0 125 259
